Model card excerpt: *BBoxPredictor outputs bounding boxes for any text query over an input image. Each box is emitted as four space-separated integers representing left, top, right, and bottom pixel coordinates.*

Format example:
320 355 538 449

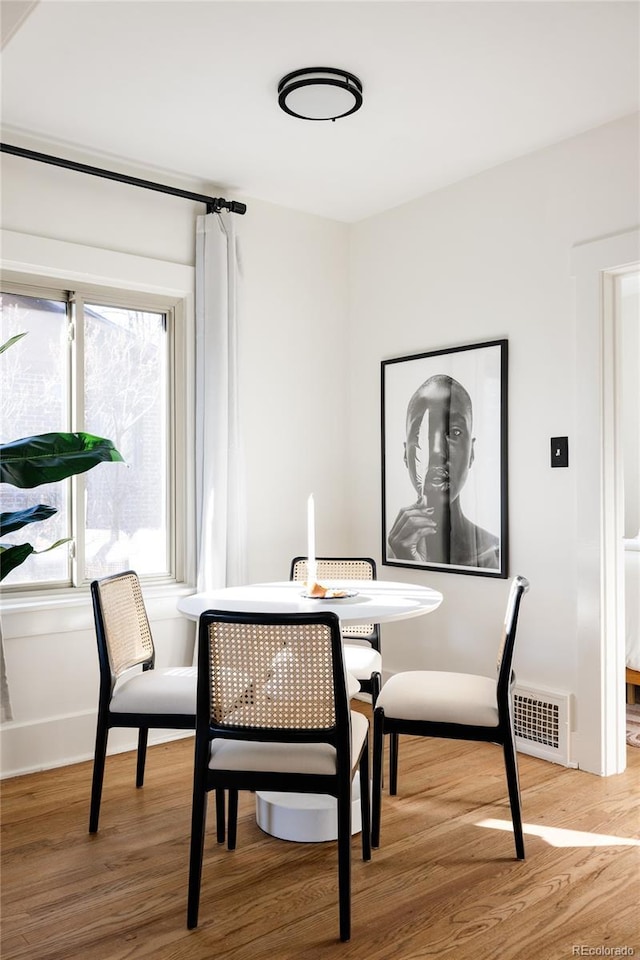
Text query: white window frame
0 229 195 606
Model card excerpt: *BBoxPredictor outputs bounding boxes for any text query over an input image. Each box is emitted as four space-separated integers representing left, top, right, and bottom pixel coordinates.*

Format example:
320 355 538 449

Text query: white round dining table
177 578 443 843
176 578 443 625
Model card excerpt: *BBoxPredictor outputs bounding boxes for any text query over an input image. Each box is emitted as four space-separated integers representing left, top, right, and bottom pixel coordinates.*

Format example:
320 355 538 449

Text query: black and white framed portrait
381 339 508 578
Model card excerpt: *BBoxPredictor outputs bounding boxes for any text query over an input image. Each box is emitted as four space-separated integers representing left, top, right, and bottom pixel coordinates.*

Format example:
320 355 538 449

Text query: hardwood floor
2 704 638 960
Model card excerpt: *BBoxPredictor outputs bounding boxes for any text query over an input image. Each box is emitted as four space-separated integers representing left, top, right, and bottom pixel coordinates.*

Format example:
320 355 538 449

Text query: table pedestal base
255 773 362 842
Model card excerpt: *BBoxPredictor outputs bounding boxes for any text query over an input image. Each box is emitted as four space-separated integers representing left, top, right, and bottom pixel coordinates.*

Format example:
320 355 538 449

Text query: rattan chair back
290 556 379 645
93 570 154 679
201 614 347 736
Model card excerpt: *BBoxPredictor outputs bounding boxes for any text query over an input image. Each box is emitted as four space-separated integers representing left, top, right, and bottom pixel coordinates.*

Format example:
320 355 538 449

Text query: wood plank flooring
2 703 639 960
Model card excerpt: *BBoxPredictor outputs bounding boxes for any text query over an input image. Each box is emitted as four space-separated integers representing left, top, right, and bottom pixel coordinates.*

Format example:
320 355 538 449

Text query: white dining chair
372 575 530 860
89 570 196 833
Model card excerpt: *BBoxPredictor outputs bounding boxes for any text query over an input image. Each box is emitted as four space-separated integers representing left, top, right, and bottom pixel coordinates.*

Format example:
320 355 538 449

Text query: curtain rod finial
207 198 247 216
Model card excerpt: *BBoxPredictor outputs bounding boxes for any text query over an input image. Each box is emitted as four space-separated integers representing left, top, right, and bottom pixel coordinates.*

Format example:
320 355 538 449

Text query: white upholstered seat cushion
346 672 361 699
207 709 369 776
377 671 499 727
110 666 197 714
343 644 382 681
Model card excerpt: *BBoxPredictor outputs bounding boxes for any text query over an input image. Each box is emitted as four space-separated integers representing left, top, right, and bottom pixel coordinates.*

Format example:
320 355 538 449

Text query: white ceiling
1 1 638 223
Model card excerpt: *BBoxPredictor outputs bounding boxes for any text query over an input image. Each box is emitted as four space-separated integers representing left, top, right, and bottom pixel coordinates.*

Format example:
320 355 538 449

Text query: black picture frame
381 339 508 578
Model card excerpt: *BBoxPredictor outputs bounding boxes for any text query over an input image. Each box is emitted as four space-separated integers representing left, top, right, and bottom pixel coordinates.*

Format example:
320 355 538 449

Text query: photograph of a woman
382 340 508 577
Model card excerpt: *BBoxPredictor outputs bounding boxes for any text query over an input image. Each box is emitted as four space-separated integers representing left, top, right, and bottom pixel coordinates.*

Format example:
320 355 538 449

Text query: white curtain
195 211 246 594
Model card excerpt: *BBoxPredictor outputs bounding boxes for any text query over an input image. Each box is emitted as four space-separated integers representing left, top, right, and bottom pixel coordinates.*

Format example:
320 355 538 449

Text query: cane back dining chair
187 609 371 942
372 575 530 860
89 570 197 833
290 556 382 703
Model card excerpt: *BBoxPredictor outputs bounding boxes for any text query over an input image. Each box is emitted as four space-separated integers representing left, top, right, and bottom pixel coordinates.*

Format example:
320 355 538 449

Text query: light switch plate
551 436 569 468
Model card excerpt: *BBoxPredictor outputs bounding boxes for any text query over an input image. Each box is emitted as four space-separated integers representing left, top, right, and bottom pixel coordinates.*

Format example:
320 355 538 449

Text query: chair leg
389 732 399 796
227 790 239 851
371 710 384 848
136 727 149 788
370 673 385 788
503 730 525 860
89 710 109 834
371 671 381 708
215 788 225 843
187 741 210 930
359 737 371 862
187 791 208 928
337 785 352 942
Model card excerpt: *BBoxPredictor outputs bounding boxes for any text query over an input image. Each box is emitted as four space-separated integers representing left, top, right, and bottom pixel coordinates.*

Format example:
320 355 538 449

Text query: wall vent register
513 685 572 766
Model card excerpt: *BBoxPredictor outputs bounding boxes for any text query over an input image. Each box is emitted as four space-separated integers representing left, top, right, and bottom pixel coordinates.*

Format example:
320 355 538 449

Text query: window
1 280 181 589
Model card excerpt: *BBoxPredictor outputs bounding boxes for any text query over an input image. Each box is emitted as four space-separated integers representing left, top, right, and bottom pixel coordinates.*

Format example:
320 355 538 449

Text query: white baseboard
0 710 193 779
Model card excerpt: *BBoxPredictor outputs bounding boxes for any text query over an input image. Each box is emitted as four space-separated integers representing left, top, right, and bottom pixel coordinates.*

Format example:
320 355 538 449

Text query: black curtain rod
0 142 247 215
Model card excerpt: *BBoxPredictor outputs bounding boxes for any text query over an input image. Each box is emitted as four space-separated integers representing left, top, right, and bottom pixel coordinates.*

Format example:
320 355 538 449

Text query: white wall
0 140 350 775
237 198 351 581
347 114 639 770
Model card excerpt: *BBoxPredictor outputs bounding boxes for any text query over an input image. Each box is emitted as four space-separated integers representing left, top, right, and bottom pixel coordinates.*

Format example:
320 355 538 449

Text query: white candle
307 494 317 585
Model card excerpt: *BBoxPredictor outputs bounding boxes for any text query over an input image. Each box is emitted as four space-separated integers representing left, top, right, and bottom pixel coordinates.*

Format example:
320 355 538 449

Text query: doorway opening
573 228 639 776
618 271 640 754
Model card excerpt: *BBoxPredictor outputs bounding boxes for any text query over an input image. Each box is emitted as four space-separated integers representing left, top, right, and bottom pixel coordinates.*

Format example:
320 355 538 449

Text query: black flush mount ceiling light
278 67 363 121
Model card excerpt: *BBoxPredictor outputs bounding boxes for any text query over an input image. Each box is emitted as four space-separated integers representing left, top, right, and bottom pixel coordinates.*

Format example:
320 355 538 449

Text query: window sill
0 581 196 616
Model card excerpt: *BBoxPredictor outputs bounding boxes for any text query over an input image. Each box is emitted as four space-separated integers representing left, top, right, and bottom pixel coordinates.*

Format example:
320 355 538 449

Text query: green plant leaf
0 543 35 579
0 432 125 489
0 537 71 581
1 505 58 536
0 332 28 354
